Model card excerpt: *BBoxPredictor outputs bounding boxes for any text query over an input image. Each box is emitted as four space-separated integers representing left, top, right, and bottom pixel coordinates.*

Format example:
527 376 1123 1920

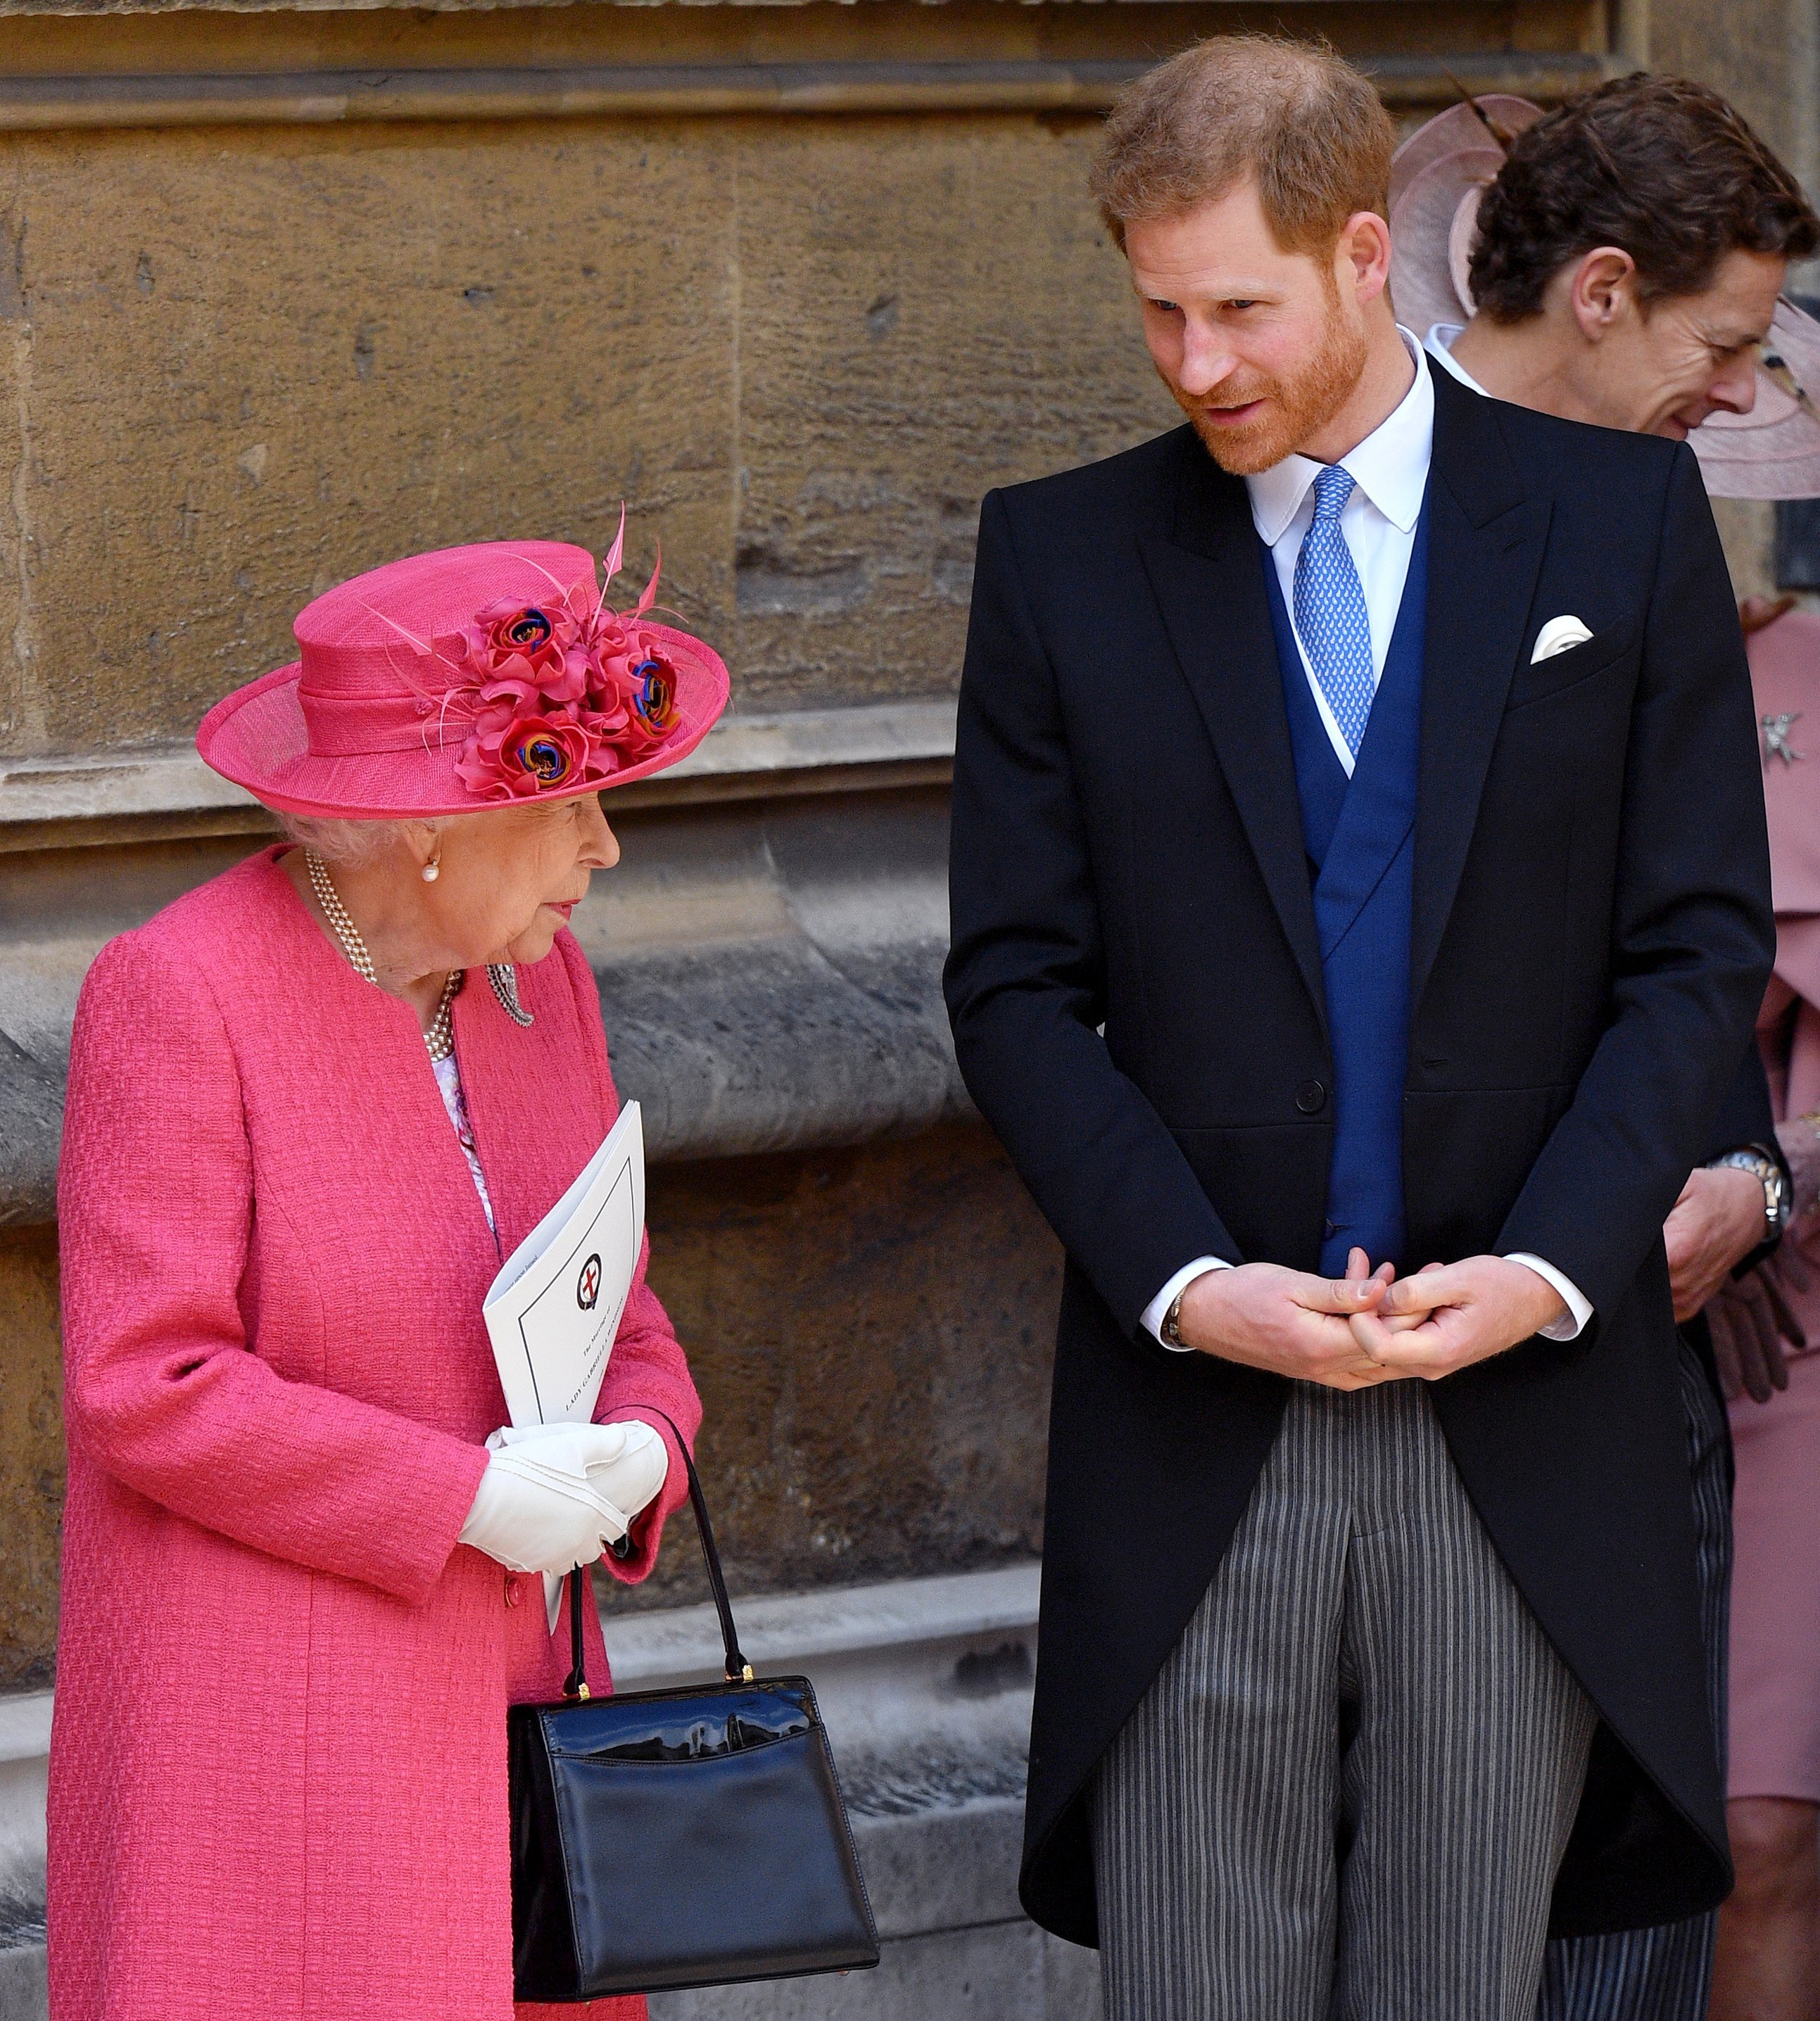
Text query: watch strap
1709 1146 1788 1237
1161 1289 1187 1349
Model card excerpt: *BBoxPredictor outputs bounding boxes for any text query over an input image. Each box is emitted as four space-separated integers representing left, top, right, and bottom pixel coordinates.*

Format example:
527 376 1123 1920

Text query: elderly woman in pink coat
49 536 727 2020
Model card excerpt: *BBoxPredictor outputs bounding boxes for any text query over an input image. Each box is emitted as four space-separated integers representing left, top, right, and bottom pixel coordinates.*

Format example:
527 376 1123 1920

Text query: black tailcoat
943 371 1775 1946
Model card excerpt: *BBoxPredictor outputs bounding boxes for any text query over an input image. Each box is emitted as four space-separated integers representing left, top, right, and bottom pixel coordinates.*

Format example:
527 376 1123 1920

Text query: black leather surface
542 1680 814 1765
510 1674 879 2001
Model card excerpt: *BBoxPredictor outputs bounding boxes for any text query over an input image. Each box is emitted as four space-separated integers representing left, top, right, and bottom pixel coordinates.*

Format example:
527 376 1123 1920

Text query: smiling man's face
1126 179 1373 475
1571 245 1786 439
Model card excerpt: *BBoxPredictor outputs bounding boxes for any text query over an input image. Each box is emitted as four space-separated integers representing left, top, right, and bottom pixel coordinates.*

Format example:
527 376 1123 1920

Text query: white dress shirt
1424 322 1486 395
1142 331 1591 1348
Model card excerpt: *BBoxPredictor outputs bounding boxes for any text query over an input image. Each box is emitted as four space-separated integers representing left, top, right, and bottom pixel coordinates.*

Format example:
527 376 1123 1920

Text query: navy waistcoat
1259 502 1430 1276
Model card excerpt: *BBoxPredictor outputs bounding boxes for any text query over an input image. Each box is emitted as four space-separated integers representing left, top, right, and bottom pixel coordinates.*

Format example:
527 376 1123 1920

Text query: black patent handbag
507 1421 880 2002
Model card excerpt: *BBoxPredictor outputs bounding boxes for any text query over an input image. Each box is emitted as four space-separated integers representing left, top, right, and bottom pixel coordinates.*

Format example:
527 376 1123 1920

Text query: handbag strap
564 1567 590 1702
562 1412 752 1701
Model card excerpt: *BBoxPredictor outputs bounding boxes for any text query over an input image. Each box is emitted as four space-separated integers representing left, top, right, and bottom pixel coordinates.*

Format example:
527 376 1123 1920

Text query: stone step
0 1939 45 2021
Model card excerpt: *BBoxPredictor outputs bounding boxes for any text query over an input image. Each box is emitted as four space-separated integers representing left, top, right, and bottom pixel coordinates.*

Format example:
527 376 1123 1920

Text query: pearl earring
422 859 440 884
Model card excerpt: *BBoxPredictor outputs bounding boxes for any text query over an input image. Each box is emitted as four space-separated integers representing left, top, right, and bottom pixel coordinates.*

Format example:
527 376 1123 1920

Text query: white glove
458 1440 621 1576
488 1419 669 1540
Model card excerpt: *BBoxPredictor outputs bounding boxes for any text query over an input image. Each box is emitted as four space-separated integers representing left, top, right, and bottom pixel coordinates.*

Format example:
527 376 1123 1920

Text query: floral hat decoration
196 517 730 818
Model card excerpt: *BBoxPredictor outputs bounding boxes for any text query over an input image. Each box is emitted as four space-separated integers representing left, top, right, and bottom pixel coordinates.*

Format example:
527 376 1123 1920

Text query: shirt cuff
1142 1257 1231 1350
1503 1253 1592 1342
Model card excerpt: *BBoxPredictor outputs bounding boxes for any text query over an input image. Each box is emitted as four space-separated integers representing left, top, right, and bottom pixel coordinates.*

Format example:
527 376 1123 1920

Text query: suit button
1295 1079 1327 1115
505 1574 524 1609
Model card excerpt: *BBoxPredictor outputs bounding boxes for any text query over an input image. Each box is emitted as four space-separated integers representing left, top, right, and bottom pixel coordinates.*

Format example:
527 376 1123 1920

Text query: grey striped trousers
1093 1379 1598 2021
1535 1334 1730 2021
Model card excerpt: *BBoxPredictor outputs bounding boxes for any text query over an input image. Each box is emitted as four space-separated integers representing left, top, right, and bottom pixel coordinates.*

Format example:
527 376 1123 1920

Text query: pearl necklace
305 850 462 1063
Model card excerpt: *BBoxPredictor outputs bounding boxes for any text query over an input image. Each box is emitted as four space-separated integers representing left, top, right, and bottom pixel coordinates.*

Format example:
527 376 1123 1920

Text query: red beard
1167 308 1370 476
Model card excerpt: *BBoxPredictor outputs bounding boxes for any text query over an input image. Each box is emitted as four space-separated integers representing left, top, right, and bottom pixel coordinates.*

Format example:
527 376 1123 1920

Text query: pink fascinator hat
197 519 729 818
1387 98 1543 343
1389 99 1820 500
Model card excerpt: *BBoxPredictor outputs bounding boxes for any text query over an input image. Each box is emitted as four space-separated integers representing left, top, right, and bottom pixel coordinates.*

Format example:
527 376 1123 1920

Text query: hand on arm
1664 1164 1769 1322
459 1442 619 1576
1172 1247 1411 1390
478 1419 669 1553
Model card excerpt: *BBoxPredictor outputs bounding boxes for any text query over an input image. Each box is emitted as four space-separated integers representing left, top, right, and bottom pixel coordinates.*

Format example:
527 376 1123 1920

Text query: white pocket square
1531 614 1595 663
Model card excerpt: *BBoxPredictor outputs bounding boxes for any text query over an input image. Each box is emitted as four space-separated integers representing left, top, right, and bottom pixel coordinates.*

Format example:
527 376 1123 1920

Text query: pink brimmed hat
196 525 730 818
1389 99 1820 500
1387 99 1544 344
1684 301 1820 499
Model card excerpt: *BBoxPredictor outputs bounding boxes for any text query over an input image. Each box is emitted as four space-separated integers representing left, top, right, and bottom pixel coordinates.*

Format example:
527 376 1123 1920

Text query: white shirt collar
1246 328 1434 547
1424 321 1488 395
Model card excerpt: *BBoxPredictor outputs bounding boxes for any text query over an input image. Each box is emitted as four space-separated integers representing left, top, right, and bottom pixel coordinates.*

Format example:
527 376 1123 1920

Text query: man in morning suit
942 37 1776 2020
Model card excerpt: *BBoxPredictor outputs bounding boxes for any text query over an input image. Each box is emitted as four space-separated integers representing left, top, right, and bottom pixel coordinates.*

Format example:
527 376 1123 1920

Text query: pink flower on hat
455 599 591 706
456 702 608 800
584 639 679 755
446 520 685 800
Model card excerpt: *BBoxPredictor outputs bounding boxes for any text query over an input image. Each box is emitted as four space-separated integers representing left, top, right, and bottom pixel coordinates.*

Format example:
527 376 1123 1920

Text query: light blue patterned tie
1293 465 1375 760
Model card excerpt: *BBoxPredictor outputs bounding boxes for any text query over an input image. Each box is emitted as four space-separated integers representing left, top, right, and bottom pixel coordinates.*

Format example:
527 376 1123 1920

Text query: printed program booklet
482 1101 645 1628
484 1098 645 1433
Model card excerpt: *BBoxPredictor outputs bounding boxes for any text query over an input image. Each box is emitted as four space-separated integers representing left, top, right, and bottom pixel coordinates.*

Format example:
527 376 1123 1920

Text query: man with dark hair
1447 76 1819 438
946 32 1776 2018
1420 74 1820 2021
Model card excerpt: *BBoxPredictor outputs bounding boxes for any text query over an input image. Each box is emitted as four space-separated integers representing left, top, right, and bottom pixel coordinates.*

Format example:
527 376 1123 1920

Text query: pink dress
1732 612 1820 1804
49 845 702 2019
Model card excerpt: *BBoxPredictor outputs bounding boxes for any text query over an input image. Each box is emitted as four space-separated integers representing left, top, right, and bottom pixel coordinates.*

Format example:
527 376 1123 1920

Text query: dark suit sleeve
1705 1043 1787 1275
943 490 1238 1337
1705 1043 1776 1162
1497 445 1776 1317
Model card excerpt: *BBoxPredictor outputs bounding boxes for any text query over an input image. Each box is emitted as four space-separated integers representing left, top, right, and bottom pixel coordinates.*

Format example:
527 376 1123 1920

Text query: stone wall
0 104 1165 747
0 1231 58 1694
634 1121 1063 1614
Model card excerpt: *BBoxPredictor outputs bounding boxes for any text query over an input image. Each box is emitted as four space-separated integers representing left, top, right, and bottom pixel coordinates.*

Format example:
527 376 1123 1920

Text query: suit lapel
1138 432 1327 1026
1409 373 1551 1010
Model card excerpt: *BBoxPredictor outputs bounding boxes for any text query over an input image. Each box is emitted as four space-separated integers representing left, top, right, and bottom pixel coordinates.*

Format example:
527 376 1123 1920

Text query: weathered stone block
731 112 1174 710
0 118 740 754
0 1230 58 1693
631 1120 1062 1613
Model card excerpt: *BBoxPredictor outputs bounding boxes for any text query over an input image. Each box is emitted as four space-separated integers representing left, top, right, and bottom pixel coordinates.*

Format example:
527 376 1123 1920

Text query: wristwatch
1161 1288 1189 1349
1709 1147 1790 1243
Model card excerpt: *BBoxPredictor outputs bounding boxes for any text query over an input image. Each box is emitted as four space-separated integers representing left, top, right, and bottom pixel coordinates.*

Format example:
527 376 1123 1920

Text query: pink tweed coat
50 846 702 2021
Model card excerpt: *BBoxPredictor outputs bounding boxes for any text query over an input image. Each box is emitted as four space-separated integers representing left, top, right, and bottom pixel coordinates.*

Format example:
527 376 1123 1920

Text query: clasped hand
1175 1248 1569 1389
459 1419 671 1576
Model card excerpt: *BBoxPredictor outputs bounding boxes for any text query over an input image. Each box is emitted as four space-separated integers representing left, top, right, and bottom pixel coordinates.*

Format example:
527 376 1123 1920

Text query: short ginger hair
1092 36 1398 258
1470 74 1820 320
